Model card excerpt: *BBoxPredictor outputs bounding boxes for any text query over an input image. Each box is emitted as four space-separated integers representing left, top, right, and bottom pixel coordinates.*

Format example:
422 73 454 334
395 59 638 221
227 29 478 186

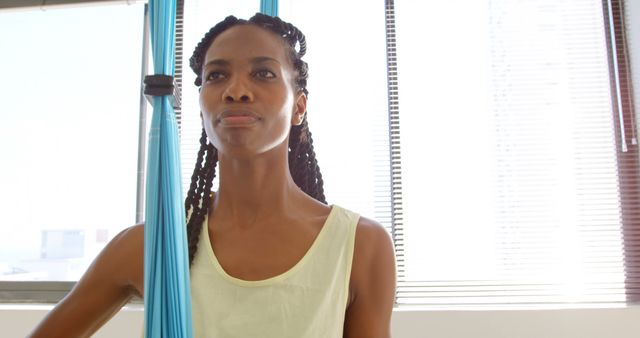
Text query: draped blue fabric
260 0 279 16
144 0 193 337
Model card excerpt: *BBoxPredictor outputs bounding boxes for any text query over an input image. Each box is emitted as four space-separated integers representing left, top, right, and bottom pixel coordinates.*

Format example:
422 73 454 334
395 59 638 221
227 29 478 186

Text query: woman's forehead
203 25 289 64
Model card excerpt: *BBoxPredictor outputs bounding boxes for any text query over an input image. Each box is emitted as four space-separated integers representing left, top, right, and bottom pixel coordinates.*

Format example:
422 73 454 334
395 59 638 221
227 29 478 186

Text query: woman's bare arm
343 217 397 338
27 224 144 338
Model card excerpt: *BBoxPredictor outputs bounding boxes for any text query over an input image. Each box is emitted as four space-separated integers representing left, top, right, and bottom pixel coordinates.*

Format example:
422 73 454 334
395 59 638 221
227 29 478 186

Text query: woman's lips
218 110 260 126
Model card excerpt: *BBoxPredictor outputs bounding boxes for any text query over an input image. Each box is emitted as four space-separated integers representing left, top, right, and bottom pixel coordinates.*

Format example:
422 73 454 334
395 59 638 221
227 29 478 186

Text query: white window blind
279 0 392 226
394 0 639 307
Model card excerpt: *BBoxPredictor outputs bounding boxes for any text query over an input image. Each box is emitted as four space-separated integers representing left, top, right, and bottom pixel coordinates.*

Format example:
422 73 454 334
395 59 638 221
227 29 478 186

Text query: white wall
391 306 640 338
3 305 640 338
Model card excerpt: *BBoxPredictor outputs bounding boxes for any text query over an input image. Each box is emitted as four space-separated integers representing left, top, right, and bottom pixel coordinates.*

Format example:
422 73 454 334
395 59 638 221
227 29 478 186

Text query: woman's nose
223 78 253 103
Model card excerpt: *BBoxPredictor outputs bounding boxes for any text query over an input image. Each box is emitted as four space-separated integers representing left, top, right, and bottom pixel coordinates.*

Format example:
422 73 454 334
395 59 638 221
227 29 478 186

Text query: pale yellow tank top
189 205 359 338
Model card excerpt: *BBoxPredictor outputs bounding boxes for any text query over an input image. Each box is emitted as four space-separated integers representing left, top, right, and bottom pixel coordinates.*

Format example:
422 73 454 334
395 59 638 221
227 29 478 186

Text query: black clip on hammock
144 74 182 110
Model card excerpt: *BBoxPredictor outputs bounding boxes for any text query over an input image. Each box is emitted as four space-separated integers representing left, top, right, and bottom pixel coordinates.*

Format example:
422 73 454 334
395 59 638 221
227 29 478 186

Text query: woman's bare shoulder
113 223 144 253
108 223 145 296
347 215 396 284
354 216 393 250
345 216 396 337
120 222 144 238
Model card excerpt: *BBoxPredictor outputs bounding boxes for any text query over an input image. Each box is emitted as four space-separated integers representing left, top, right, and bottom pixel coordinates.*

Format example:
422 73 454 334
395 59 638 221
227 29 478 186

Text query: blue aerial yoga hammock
143 1 278 337
143 0 192 337
261 0 279 17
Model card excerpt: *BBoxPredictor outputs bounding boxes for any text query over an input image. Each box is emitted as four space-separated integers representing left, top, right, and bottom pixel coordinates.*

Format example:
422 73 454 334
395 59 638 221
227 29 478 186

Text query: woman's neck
212 147 304 227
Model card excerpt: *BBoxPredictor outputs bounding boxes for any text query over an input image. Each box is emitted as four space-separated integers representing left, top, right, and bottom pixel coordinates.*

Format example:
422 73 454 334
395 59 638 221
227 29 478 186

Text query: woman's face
199 24 306 158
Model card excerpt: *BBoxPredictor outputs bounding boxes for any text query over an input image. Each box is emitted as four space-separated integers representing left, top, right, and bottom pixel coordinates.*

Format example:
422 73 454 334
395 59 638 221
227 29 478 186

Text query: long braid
185 130 218 265
185 13 326 266
185 129 208 214
302 124 325 203
289 119 325 203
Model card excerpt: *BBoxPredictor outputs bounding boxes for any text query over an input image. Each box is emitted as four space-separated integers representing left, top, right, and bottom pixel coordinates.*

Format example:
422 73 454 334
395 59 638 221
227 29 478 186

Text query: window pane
396 0 497 282
279 0 392 220
0 4 143 281
396 0 628 306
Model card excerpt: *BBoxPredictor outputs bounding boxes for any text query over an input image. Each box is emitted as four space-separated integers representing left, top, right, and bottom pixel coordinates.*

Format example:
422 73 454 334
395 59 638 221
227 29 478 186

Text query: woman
29 13 396 338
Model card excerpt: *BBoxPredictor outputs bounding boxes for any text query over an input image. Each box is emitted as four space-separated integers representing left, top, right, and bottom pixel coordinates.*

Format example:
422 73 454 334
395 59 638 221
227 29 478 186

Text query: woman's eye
205 71 225 81
254 69 276 79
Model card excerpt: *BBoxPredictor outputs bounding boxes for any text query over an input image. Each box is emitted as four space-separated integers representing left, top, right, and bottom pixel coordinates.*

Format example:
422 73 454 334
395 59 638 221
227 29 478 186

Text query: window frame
0 0 638 308
0 0 147 11
0 0 152 304
390 0 640 307
603 0 640 304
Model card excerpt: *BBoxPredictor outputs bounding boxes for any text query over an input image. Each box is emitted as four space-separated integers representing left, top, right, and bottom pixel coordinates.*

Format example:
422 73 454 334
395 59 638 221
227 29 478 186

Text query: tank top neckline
201 205 338 287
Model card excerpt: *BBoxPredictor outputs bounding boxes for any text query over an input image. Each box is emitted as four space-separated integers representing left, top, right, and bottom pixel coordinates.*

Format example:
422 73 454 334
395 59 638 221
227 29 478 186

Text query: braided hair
185 13 326 266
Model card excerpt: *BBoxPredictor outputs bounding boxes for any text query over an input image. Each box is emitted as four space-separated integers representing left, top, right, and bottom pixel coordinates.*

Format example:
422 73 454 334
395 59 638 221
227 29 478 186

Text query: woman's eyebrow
203 56 280 69
250 56 280 65
203 59 230 68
